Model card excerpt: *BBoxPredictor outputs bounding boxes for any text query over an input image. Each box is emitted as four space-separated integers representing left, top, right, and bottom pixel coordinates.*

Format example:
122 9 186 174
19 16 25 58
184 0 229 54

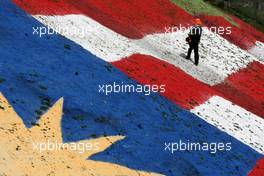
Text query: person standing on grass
185 18 203 66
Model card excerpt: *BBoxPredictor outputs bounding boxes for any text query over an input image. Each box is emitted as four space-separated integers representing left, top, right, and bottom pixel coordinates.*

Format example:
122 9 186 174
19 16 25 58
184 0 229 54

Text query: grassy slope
221 7 264 33
171 0 264 33
206 0 264 33
170 0 237 26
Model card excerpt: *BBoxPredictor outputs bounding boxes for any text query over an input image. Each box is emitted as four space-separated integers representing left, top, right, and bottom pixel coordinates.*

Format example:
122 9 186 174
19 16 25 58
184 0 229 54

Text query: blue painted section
0 0 262 175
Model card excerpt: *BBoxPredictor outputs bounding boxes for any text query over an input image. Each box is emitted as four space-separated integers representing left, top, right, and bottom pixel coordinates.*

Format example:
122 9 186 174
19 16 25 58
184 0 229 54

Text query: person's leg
194 44 199 65
186 44 193 60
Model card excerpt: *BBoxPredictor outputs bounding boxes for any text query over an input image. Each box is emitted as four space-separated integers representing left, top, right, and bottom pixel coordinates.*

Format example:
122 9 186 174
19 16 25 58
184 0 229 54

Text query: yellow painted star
0 93 162 176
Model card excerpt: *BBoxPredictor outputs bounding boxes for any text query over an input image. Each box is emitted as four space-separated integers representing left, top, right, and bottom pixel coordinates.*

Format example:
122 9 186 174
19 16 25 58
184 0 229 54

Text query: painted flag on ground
0 0 264 175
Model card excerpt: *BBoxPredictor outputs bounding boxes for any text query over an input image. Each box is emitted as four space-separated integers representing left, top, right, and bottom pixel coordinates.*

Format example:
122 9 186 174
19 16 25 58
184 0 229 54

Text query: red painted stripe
112 54 218 109
12 0 193 39
214 61 264 117
13 0 264 49
12 0 81 15
232 16 264 44
112 55 264 118
249 157 264 176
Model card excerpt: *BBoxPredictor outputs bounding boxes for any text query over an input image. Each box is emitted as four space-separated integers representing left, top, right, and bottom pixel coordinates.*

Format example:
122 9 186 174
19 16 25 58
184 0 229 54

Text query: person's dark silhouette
186 19 202 66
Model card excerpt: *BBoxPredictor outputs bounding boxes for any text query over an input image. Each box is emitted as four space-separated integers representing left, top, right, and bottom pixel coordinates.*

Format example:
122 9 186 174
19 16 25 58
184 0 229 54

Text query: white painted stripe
33 14 260 85
249 41 264 62
191 96 264 154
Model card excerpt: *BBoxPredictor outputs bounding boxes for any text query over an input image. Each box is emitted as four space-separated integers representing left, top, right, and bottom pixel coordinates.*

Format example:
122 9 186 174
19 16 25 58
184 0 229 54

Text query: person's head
193 18 202 26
